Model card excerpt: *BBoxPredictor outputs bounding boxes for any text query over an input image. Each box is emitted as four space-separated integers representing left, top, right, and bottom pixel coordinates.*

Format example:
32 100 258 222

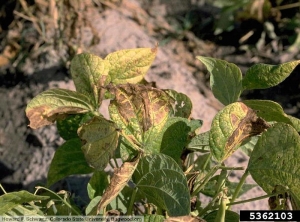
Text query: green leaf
26 88 95 129
158 117 195 163
108 84 172 149
197 56 242 105
105 47 157 84
242 60 300 90
57 114 86 140
243 100 295 126
187 131 210 152
0 191 49 215
210 102 269 162
248 123 300 202
70 53 110 107
47 138 94 187
164 89 192 118
78 116 119 171
287 115 300 132
144 215 165 222
87 171 109 199
203 210 239 222
238 136 259 156
132 154 190 216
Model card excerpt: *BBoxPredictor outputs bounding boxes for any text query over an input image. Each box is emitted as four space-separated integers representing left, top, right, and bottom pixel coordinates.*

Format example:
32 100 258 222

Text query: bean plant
1 46 300 222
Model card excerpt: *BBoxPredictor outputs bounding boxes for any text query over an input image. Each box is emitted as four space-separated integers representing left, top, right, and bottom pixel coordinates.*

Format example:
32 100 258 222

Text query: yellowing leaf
108 84 172 147
97 155 140 214
78 116 119 170
210 102 270 162
25 89 95 129
70 53 110 107
105 47 157 84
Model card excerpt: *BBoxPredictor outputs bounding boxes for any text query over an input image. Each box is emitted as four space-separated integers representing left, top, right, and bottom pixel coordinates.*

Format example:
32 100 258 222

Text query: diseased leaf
210 102 270 162
78 116 119 170
238 136 259 156
70 53 110 107
108 84 172 147
164 89 192 118
105 47 157 84
242 60 300 90
197 56 242 105
0 191 49 215
144 215 165 222
26 89 95 129
132 154 190 216
97 155 140 214
47 138 94 187
248 123 300 205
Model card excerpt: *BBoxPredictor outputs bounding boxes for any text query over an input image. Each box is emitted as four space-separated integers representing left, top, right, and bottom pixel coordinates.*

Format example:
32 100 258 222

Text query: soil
1 0 300 214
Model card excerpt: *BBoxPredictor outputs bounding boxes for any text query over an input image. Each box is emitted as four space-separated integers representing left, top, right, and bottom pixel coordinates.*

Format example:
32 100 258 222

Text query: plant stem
127 188 138 215
0 183 7 194
228 169 249 210
35 186 82 215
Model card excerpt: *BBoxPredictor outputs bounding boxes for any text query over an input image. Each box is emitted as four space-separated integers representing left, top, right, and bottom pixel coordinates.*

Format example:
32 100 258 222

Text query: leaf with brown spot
210 102 270 162
25 89 95 129
78 116 119 170
97 155 140 214
108 84 172 149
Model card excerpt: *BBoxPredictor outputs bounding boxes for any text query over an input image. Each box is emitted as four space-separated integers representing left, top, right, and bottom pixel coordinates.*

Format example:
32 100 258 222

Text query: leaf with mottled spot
105 47 157 84
97 155 140 214
242 60 300 90
210 102 270 162
197 56 242 105
108 84 172 149
70 53 110 107
26 89 95 129
78 116 119 170
248 123 300 207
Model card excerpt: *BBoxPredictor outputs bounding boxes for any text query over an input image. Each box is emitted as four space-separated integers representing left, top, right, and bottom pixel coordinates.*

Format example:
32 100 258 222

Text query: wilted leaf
132 154 190 216
47 138 94 187
26 89 95 129
108 84 172 147
248 123 300 204
70 53 110 107
97 155 140 214
78 116 119 170
210 102 270 162
164 89 192 118
0 191 49 215
242 60 300 90
197 56 242 105
105 47 157 84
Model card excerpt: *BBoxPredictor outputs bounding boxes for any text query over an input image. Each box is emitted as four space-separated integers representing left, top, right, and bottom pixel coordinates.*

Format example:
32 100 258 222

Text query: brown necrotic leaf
107 84 172 146
78 116 119 170
97 155 140 214
26 89 95 129
210 102 270 162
